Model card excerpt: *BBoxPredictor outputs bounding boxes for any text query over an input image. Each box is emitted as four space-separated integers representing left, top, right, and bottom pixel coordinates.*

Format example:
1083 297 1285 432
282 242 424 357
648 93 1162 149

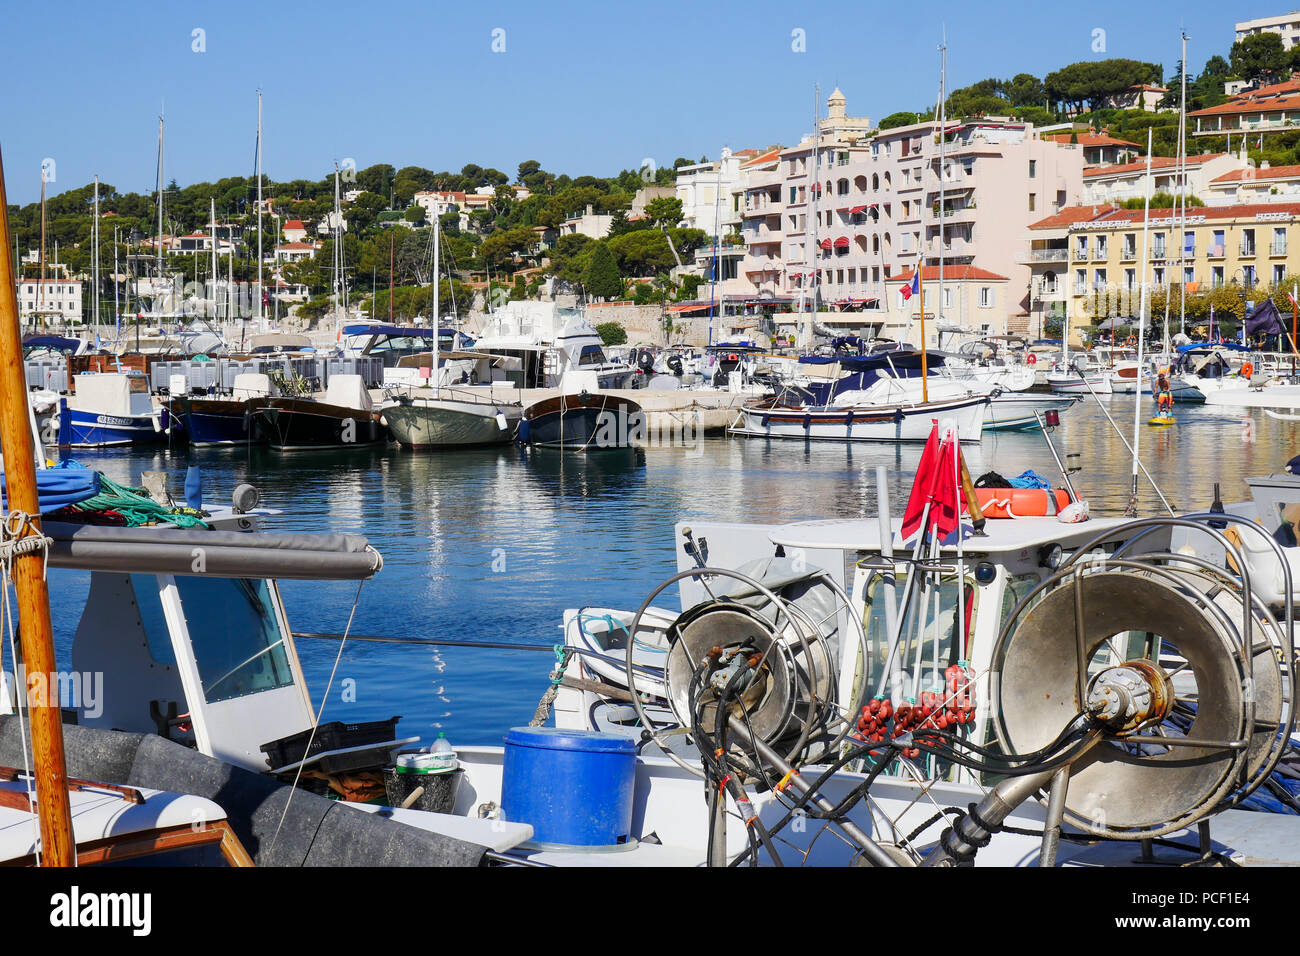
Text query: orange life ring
1241 362 1254 378
1126 335 1137 347
1026 353 1037 365
968 487 1071 519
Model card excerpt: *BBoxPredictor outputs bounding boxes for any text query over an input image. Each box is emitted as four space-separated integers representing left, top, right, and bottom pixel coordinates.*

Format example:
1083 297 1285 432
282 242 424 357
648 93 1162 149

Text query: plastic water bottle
429 732 458 772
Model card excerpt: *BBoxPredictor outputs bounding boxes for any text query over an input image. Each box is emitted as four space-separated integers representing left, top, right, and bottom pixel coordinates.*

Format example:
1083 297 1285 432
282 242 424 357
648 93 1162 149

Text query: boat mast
156 113 165 312
1179 31 1188 338
937 32 946 348
92 176 100 344
37 169 46 332
113 225 120 347
256 91 263 332
210 197 218 322
433 211 441 398
0 148 75 866
1126 130 1155 517
805 85 820 351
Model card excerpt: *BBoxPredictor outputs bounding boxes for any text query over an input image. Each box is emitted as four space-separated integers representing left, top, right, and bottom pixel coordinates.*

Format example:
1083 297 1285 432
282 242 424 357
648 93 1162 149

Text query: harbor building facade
1027 201 1300 336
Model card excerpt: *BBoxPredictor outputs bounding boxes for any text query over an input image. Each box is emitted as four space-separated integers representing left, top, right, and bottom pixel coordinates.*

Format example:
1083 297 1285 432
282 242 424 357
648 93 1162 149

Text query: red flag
901 424 960 542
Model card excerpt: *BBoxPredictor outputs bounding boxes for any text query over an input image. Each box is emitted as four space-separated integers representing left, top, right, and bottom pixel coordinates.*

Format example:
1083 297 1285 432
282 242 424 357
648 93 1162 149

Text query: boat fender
845 409 855 426
517 419 531 444
802 413 811 430
1026 353 1037 365
1241 362 1254 379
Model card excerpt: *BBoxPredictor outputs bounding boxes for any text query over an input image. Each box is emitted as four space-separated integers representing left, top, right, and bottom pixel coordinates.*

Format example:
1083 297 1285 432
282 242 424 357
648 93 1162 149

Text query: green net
65 473 210 529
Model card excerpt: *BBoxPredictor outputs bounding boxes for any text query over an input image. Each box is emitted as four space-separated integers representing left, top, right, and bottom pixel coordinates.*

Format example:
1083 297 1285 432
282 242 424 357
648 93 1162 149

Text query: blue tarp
341 325 435 338
1 461 100 514
1175 341 1251 353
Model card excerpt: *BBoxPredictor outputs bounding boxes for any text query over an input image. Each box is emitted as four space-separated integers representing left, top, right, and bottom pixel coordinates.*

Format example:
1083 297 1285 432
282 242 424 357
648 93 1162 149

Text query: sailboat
380 214 521 448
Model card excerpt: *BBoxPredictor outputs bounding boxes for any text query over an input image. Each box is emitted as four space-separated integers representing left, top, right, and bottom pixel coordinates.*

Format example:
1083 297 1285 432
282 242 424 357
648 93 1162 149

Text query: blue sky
0 1 1241 206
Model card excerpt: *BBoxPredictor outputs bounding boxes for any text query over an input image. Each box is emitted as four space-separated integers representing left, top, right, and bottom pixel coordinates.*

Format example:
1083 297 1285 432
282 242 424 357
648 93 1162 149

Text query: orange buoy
968 487 1071 518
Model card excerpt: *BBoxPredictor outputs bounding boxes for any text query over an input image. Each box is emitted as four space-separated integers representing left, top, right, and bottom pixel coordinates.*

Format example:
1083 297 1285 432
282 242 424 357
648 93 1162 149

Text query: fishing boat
518 391 645 449
730 381 989 442
164 373 274 446
57 372 168 447
252 373 386 450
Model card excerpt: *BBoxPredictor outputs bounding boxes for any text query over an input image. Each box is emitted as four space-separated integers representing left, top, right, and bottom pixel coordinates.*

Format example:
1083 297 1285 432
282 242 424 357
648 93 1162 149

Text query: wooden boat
519 391 644 449
252 374 386 450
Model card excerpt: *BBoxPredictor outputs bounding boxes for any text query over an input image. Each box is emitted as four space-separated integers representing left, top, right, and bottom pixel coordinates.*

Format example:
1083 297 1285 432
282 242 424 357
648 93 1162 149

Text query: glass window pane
174 577 292 703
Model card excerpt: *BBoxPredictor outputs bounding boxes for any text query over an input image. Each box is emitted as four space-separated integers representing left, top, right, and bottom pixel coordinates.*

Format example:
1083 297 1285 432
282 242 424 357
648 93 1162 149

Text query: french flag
900 272 920 302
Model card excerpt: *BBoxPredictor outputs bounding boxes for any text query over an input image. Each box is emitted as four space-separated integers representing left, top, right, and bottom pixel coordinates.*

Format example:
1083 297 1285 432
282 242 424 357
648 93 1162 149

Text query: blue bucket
501 727 636 846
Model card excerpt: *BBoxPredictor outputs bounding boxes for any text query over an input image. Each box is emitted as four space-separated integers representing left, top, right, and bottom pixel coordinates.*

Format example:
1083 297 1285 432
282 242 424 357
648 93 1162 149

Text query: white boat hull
730 393 989 442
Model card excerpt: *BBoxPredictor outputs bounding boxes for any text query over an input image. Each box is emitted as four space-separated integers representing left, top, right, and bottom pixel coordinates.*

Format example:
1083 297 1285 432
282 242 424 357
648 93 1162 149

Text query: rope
50 474 209 529
268 578 365 856
529 645 574 727
0 512 50 865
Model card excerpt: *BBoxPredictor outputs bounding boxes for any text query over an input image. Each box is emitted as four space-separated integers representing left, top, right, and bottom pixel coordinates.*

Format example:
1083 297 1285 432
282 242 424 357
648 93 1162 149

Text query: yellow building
1025 202 1300 336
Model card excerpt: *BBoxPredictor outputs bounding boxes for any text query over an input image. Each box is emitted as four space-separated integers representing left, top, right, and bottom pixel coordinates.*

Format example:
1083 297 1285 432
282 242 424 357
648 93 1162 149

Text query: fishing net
45 472 209 529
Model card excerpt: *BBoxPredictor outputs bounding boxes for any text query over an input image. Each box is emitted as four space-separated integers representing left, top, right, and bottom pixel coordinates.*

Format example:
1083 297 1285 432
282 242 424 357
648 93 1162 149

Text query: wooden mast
0 148 75 866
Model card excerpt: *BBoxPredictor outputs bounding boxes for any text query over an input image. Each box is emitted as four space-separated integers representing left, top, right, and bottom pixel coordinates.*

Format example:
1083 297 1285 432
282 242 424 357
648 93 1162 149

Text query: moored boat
519 391 645 449
252 374 386 450
57 372 167 447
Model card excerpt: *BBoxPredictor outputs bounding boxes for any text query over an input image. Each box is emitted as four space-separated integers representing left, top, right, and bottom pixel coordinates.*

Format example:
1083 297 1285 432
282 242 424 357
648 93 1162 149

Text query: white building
558 204 613 240
1236 11 1300 49
19 278 83 326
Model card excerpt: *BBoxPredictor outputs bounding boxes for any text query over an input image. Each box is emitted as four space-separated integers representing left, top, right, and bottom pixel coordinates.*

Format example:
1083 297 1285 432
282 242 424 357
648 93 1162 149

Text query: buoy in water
1148 415 1176 427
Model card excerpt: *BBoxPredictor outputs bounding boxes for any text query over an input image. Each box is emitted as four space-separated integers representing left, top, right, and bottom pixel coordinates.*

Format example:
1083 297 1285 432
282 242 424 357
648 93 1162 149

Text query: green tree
1045 59 1163 113
595 321 627 345
644 196 683 227
404 205 427 225
1231 33 1289 83
879 111 919 130
584 241 622 299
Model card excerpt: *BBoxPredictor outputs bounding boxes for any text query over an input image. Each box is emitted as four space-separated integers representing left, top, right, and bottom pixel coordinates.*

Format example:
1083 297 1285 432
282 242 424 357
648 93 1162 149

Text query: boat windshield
173 576 294 703
578 344 608 367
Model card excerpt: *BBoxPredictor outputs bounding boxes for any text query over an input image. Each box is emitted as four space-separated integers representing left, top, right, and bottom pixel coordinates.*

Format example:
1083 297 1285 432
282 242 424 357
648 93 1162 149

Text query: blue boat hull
58 400 167 448
165 398 264 446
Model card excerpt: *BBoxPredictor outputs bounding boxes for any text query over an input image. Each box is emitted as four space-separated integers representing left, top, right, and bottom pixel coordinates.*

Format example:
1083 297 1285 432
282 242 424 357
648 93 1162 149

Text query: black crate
260 716 402 771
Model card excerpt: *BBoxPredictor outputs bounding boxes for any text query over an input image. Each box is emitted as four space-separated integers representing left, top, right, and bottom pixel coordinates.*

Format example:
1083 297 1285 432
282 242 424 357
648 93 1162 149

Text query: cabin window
131 574 177 668
174 577 293 703
578 344 608 367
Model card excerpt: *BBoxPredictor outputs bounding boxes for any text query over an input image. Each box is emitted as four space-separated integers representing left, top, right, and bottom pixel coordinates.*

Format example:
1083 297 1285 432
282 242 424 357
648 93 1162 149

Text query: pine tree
584 241 622 300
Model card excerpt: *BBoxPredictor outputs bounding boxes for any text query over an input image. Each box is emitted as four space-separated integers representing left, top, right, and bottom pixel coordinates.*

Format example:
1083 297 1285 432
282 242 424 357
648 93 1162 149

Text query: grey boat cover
43 522 383 580
0 718 484 866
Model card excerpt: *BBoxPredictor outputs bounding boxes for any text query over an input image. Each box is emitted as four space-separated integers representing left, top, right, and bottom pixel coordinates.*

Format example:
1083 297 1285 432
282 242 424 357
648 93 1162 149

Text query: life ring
1126 335 1137 347
968 487 1071 518
1241 362 1254 378
1026 353 1037 365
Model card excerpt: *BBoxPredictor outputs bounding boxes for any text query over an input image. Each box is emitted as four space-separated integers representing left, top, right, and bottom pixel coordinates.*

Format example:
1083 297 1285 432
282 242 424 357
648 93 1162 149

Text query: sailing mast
210 198 218 322
156 113 165 318
1178 32 1189 339
1127 130 1156 517
92 176 100 344
331 163 342 338
0 147 75 866
256 91 264 333
937 33 946 349
433 211 441 398
805 85 820 351
37 168 46 332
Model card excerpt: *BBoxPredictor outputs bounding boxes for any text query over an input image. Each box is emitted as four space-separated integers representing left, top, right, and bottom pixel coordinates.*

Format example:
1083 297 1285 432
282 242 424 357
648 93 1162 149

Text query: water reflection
40 397 1300 744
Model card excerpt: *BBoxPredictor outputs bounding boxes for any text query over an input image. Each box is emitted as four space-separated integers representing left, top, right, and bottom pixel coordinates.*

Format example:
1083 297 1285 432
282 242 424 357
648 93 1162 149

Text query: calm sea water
40 397 1300 748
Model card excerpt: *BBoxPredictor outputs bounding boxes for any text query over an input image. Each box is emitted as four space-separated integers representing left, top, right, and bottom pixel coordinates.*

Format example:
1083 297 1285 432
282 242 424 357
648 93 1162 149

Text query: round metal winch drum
993 569 1289 839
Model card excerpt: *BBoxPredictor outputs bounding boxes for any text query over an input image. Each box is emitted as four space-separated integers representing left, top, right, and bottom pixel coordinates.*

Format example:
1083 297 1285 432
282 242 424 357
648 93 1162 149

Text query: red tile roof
888 265 1008 282
1029 204 1117 229
1058 201 1300 226
283 219 306 230
1083 153 1228 178
1212 163 1300 183
1046 132 1141 149
1189 78 1300 117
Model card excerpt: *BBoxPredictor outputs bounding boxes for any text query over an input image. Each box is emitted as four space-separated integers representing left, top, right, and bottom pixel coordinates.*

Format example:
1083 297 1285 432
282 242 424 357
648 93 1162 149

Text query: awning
790 272 803 279
45 522 384 580
819 239 833 250
833 236 851 248
848 205 869 214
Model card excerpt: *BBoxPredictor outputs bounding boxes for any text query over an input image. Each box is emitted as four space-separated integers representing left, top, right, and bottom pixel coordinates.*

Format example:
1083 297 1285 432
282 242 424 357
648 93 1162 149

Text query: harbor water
44 398 1298 747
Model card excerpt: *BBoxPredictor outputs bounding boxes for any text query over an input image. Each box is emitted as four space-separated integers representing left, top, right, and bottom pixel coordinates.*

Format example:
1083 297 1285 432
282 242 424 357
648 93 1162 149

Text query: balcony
1025 247 1068 263
1120 245 1137 261
1207 245 1226 259
1035 282 1066 302
1272 242 1289 257
1092 246 1109 261
1073 282 1091 295
1240 243 1257 258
